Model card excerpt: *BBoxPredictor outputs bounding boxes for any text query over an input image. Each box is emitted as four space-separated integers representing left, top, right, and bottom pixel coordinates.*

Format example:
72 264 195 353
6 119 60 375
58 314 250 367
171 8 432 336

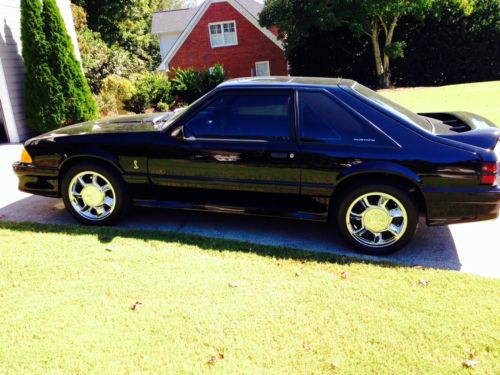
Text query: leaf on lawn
228 281 240 288
330 361 340 369
207 356 217 365
462 351 478 368
207 351 225 365
341 271 349 279
303 343 312 351
105 246 114 252
130 301 143 311
419 279 430 286
462 359 478 368
468 351 477 360
413 265 423 269
295 270 302 277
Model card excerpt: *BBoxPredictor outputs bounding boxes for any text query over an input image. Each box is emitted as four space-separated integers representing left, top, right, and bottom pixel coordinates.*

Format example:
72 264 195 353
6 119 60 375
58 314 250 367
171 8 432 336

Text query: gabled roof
152 0 264 35
155 0 283 71
152 6 199 35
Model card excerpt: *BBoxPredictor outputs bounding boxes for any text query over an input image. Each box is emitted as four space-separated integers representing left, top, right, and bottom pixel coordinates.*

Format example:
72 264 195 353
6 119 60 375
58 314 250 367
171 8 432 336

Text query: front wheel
336 184 419 255
61 162 130 225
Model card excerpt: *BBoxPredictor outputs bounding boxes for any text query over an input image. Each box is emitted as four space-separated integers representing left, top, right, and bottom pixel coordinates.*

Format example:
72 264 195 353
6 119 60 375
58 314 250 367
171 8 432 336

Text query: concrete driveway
1 144 498 278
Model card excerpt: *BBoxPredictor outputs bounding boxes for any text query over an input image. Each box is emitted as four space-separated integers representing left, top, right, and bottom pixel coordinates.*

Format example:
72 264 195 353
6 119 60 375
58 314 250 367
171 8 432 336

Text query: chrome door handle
271 153 295 159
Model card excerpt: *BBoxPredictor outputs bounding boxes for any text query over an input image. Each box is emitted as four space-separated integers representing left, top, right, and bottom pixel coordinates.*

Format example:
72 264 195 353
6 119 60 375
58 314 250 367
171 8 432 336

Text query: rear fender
336 161 422 186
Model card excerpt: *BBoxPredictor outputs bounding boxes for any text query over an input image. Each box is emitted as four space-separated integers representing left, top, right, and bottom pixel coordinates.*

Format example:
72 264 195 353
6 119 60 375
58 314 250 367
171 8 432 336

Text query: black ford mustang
13 77 500 254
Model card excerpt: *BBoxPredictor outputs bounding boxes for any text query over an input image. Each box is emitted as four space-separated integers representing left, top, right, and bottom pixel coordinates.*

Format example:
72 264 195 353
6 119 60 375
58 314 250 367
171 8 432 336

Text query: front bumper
424 186 500 226
12 162 59 197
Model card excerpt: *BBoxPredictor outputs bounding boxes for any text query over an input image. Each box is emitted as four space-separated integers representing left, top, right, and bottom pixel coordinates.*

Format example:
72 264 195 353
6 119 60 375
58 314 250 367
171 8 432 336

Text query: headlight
20 147 33 164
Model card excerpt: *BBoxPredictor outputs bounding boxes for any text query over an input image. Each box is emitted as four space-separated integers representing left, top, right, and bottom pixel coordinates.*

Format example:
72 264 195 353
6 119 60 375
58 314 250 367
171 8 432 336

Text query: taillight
480 162 497 185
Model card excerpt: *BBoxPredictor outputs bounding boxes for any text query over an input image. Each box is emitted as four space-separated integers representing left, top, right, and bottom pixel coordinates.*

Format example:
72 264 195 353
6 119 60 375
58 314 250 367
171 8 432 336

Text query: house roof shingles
152 0 264 35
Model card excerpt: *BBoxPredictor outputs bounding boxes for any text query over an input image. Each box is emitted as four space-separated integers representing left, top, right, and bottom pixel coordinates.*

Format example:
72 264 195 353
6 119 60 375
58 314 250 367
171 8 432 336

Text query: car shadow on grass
0 195 462 271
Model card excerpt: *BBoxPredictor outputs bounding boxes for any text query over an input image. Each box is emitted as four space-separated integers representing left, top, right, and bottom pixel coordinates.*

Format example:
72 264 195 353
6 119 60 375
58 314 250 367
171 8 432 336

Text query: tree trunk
370 19 385 88
382 52 391 88
371 15 400 89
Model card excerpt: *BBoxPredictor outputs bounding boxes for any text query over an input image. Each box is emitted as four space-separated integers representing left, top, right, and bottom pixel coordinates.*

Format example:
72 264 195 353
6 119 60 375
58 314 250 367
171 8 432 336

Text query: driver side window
183 93 291 141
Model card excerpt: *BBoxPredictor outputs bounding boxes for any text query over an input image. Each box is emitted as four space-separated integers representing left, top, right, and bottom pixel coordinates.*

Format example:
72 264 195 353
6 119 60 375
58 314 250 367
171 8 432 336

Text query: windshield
349 83 433 132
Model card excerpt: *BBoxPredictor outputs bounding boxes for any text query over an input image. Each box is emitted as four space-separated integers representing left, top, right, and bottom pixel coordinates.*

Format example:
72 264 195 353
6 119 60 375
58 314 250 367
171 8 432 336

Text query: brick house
152 0 287 78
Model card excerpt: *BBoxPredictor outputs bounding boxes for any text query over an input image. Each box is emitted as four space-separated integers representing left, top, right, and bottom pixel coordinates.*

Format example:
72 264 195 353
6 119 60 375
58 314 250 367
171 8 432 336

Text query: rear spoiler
421 112 499 154
418 111 498 132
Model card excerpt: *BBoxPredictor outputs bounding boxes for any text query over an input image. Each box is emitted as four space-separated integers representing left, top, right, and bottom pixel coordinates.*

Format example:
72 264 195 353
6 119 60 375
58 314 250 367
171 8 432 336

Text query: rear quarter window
299 91 393 147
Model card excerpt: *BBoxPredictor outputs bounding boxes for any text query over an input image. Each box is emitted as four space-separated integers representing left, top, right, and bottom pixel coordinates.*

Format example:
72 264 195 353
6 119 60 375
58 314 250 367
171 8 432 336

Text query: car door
148 89 300 207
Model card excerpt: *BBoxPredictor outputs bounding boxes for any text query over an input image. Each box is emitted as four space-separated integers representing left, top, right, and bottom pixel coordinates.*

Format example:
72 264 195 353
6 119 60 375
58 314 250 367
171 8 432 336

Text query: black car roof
219 76 357 89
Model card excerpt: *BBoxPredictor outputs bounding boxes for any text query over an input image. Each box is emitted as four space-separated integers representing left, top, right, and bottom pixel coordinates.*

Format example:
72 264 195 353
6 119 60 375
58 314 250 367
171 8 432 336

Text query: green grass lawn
0 222 498 374
379 81 500 126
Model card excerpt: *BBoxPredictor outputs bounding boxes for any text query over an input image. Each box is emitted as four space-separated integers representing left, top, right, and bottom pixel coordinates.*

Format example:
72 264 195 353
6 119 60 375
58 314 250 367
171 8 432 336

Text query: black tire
335 183 419 255
61 162 130 225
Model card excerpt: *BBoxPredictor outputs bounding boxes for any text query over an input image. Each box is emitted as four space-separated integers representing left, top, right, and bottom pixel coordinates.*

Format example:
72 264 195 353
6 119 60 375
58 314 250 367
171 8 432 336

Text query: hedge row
95 65 225 116
287 0 499 87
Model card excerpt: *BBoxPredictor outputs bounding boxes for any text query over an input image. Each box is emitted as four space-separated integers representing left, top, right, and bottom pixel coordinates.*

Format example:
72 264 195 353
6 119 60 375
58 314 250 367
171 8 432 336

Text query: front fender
59 146 149 188
59 148 124 174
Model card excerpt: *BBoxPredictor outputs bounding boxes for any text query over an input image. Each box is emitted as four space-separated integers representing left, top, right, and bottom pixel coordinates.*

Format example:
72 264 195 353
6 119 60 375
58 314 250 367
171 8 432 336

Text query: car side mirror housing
171 125 185 139
171 125 195 142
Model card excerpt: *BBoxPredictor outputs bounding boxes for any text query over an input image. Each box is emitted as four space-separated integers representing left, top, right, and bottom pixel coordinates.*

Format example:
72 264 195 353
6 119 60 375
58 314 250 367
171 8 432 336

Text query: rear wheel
336 184 418 255
61 162 130 225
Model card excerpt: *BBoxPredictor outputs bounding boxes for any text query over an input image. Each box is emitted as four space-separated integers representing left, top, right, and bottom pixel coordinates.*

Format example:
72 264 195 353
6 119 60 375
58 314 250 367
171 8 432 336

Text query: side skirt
133 199 328 222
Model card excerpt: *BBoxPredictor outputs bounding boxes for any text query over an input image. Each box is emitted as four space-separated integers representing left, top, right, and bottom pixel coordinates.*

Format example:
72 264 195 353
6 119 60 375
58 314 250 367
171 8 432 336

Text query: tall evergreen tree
42 0 97 124
21 0 65 134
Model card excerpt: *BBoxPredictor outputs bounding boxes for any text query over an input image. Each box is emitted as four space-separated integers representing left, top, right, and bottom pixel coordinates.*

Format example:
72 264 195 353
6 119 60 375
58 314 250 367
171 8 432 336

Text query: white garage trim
0 59 20 143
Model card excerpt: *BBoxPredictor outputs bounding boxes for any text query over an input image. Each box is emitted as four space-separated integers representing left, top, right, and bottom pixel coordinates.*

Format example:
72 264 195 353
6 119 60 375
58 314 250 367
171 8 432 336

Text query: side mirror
171 125 195 142
171 125 185 139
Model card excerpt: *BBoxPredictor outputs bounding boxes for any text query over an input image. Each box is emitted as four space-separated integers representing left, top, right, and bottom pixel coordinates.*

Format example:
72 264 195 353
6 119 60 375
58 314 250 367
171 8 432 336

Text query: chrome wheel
345 192 408 248
68 171 116 221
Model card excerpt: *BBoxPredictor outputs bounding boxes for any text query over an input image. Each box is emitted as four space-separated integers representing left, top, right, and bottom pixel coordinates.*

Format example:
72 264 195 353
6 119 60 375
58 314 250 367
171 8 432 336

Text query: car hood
29 112 172 141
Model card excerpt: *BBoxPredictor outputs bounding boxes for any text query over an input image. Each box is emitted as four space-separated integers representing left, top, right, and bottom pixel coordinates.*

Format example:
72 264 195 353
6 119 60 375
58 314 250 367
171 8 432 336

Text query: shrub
124 72 172 114
156 102 170 112
95 75 135 116
41 0 97 125
94 91 117 117
201 64 225 92
21 0 66 134
72 4 145 94
101 75 135 104
171 64 226 104
70 3 87 32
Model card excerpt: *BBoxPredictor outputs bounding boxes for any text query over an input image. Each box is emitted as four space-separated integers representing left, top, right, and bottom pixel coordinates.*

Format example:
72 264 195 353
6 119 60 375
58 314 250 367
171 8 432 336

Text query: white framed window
255 61 270 76
208 21 238 48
